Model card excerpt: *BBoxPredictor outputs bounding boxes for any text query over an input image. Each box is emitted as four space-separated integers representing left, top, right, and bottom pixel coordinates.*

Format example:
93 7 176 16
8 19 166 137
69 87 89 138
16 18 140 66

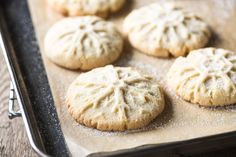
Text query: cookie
123 3 211 57
47 0 125 18
44 16 123 70
167 48 236 106
66 65 165 131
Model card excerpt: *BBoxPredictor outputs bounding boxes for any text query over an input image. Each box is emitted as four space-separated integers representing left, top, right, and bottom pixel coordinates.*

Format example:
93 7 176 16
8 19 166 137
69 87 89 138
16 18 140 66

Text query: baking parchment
27 0 236 156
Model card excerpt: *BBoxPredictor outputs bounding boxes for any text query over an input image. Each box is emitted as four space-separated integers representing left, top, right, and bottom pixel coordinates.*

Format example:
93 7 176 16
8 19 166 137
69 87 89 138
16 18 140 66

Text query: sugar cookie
123 3 210 57
168 48 236 106
66 65 165 131
47 0 125 18
44 16 123 70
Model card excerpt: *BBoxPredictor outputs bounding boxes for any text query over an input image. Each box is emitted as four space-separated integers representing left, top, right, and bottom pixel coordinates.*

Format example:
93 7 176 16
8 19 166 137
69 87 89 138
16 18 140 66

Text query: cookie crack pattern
80 86 114 112
73 18 109 56
77 66 154 119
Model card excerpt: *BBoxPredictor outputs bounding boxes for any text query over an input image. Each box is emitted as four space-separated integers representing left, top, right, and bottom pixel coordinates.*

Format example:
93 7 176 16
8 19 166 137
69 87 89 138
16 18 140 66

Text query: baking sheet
27 0 236 156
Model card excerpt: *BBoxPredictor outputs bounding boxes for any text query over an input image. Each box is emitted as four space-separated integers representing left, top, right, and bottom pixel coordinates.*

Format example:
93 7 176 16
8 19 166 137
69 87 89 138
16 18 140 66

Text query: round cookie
167 48 236 106
66 65 165 131
44 16 123 70
123 3 211 57
47 0 125 18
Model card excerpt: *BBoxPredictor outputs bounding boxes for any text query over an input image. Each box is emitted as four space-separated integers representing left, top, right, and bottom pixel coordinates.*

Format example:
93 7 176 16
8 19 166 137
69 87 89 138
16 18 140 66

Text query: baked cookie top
167 48 236 106
66 65 165 131
44 16 123 70
47 0 125 17
123 3 211 57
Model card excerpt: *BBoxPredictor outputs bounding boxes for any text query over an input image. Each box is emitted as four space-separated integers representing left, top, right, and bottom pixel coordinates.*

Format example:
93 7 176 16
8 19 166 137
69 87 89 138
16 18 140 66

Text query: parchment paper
27 0 236 156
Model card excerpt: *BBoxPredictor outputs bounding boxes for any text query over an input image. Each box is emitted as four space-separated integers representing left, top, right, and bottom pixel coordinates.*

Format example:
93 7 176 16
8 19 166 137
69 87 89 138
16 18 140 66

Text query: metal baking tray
1 0 236 156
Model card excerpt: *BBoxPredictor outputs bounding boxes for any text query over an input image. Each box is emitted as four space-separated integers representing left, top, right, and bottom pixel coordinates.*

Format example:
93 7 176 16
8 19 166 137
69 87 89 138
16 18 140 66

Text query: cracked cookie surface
44 16 123 70
47 0 125 17
66 65 165 131
123 3 211 57
167 48 236 106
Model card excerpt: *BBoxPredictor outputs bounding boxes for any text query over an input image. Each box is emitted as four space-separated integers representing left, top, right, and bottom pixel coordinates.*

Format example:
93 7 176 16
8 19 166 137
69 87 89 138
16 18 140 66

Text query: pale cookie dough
123 3 211 57
167 48 236 106
66 65 165 131
47 0 125 17
44 16 123 70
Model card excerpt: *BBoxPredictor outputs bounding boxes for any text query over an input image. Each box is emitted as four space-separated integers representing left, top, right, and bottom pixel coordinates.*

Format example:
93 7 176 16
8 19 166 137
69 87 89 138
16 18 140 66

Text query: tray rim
0 12 49 157
1 0 236 156
0 0 69 156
